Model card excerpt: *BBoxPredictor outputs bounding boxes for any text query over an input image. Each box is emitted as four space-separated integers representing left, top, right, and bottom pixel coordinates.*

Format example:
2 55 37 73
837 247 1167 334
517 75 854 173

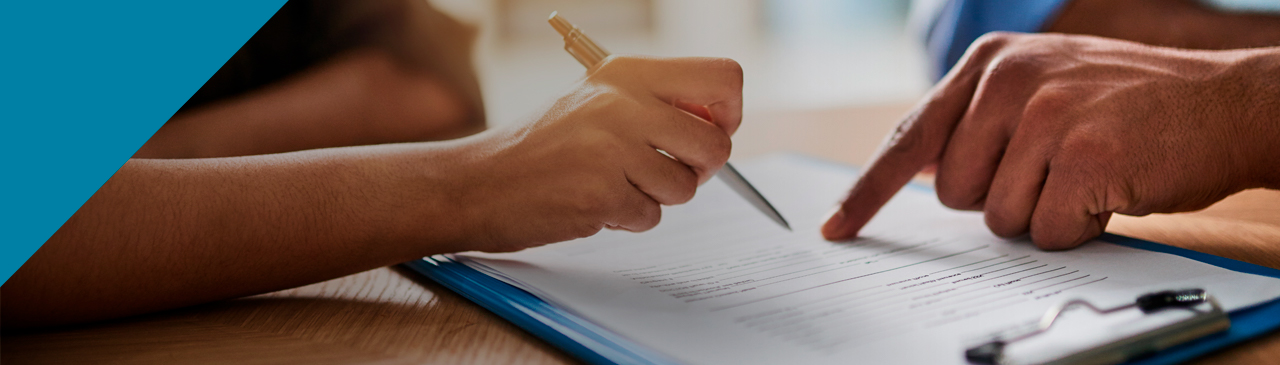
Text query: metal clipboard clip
965 289 1230 365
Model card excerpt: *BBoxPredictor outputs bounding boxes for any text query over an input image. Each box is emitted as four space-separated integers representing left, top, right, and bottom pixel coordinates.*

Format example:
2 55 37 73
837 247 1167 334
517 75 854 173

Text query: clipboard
963 288 1231 364
403 155 1280 365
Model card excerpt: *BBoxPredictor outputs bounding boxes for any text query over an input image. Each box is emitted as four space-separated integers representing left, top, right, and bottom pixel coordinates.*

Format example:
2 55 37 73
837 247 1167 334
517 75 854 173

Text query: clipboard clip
965 289 1230 365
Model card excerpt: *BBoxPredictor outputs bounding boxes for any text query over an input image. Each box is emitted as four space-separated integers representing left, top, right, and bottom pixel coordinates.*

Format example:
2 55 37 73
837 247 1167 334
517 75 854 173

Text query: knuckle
1062 130 1113 155
578 129 623 154
594 87 637 109
967 33 1012 63
973 32 1017 53
1022 90 1072 127
954 32 1022 78
570 87 632 121
985 53 1040 87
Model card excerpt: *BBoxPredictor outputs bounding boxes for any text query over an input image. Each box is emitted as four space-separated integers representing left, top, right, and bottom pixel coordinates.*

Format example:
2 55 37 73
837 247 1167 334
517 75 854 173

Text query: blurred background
430 0 930 129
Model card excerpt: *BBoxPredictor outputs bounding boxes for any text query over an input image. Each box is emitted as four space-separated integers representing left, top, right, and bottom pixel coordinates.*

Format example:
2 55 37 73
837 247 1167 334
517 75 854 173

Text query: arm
3 56 744 329
1048 0 1280 50
822 33 1280 249
135 49 483 159
6 147 453 328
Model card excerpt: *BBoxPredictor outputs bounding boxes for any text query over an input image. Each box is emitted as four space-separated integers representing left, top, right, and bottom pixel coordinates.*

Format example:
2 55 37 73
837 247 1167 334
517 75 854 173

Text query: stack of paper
447 156 1280 364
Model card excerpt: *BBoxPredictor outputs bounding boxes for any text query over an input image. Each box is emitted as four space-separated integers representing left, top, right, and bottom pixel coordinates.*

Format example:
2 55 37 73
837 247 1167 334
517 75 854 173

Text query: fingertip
821 207 856 241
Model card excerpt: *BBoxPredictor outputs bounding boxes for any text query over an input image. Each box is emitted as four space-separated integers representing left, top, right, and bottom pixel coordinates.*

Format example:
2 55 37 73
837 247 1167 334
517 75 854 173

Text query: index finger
821 34 1011 241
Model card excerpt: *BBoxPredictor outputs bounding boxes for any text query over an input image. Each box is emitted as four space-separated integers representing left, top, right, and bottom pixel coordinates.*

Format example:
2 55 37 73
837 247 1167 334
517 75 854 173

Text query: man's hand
822 33 1280 249
384 55 743 253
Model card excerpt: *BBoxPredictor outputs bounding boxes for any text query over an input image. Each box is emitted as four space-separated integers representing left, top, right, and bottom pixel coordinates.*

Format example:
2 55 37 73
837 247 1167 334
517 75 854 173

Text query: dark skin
822 0 1280 248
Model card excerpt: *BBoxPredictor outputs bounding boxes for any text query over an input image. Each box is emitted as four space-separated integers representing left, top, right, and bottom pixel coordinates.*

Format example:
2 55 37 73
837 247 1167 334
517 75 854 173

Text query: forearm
1048 0 1280 50
135 50 482 159
2 144 467 329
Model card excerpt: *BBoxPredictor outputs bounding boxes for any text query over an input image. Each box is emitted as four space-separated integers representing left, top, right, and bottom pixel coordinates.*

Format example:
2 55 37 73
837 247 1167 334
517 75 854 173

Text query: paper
456 155 1280 365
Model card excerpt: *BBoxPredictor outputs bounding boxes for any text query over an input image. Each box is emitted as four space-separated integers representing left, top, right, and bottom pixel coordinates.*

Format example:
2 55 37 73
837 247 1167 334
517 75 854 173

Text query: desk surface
7 104 1280 365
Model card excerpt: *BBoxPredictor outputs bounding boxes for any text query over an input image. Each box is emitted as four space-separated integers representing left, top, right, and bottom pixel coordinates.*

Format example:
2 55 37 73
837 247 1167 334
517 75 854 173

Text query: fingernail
821 206 849 239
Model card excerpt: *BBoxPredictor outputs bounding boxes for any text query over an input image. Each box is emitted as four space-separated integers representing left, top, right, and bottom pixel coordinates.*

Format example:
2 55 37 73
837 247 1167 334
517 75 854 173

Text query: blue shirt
919 0 1280 81
920 0 1070 81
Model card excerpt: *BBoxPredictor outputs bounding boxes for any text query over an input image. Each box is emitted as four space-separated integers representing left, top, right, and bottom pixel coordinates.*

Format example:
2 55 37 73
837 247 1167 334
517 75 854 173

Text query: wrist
354 139 493 258
1220 49 1280 189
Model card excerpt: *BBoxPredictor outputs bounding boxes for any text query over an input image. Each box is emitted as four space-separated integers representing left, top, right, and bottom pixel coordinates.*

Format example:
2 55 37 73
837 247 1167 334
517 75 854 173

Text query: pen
548 12 791 231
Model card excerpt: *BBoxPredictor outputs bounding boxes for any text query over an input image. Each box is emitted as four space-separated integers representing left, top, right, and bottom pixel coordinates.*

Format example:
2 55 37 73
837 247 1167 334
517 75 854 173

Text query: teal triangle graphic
0 1 288 284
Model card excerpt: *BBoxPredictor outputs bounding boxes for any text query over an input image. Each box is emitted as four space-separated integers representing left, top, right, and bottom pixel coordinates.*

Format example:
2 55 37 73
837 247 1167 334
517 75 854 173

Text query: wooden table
6 104 1280 364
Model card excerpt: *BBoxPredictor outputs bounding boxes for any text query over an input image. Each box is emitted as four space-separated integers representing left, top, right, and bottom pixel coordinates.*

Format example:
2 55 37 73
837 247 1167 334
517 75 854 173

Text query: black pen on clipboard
966 289 1230 365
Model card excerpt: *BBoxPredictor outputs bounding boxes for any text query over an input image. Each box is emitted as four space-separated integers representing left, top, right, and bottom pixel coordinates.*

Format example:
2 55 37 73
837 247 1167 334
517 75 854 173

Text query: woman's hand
384 55 744 253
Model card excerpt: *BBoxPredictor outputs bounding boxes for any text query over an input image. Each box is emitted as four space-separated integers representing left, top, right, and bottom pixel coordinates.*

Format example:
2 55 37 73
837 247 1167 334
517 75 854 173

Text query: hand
394 55 743 253
822 33 1280 249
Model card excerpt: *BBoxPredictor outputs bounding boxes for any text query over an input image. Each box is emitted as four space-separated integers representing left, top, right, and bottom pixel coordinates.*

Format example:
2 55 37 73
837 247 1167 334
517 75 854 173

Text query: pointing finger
822 34 1016 240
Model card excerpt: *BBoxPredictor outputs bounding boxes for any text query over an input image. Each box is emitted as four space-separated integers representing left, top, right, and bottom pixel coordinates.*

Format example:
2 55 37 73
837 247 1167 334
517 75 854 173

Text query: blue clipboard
403 157 1280 365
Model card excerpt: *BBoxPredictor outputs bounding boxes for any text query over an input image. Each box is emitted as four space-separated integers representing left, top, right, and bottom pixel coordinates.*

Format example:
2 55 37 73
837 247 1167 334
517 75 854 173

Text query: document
456 156 1280 364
